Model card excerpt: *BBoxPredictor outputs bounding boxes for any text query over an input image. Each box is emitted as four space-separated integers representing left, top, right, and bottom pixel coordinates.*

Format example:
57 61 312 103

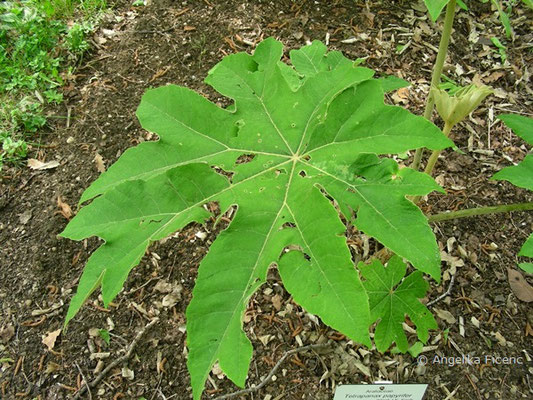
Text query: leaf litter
0 1 531 399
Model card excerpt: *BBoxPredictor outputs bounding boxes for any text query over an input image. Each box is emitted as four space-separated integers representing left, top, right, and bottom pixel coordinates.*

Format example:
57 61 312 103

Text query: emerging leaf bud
431 84 493 127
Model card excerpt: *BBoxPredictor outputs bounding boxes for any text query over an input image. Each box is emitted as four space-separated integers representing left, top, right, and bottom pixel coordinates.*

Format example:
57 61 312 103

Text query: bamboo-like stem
412 0 457 171
428 202 533 222
424 121 454 176
410 121 453 204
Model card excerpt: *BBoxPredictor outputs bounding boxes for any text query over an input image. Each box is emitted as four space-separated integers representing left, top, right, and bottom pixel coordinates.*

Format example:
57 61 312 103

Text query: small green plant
65 22 92 56
98 328 111 345
0 0 107 169
491 36 507 63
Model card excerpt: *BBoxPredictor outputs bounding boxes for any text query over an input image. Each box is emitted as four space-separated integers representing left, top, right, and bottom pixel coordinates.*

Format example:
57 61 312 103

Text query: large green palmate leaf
360 256 437 352
61 38 452 399
492 114 533 274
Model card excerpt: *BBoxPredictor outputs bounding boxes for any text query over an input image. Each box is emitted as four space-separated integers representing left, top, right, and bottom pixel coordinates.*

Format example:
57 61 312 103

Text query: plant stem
428 202 533 222
412 0 457 171
424 121 454 176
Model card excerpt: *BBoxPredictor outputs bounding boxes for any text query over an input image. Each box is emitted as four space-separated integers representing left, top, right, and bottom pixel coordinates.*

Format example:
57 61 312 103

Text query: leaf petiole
427 202 533 222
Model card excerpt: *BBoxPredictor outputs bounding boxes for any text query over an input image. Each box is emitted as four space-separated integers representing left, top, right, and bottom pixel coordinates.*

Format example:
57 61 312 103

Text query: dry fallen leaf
392 87 410 104
42 329 61 351
27 159 60 170
0 324 15 344
153 279 173 294
94 153 106 173
161 285 183 308
57 196 73 220
525 322 533 337
507 268 533 302
271 294 282 311
434 308 457 324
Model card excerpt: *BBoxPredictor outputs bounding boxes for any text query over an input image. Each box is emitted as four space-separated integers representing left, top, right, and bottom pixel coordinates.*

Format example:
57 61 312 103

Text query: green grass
0 0 108 170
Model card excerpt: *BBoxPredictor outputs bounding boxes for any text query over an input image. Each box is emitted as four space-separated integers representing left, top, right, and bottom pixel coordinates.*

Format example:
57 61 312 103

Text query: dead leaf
525 322 533 337
162 285 183 308
397 87 409 99
0 324 15 343
507 268 533 302
434 308 457 324
392 87 410 104
153 280 173 294
94 153 106 173
27 159 60 170
57 196 73 220
271 294 282 311
42 329 61 350
492 331 507 346
485 70 505 83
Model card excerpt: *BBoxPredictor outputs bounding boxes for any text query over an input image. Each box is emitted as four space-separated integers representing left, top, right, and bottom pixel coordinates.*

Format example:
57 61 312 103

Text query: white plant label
334 384 428 400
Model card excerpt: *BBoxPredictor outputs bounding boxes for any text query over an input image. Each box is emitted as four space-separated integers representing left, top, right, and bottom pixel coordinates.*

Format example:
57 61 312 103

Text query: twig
75 362 92 400
464 372 482 400
72 318 159 400
213 343 329 400
427 273 455 307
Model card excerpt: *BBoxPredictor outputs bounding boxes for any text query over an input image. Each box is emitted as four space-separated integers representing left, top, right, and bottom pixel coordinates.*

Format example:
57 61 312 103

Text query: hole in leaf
299 170 307 177
211 165 234 182
235 153 256 165
282 222 296 229
279 244 303 258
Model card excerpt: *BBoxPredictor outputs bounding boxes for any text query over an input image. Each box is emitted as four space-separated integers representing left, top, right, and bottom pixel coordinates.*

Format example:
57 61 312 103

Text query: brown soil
1 1 532 399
